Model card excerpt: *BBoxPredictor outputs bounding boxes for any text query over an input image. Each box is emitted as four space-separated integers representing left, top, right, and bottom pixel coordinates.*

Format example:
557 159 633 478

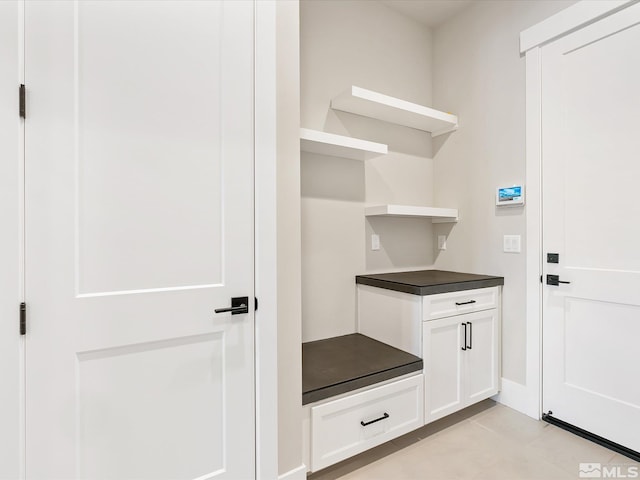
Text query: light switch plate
503 235 521 253
437 235 447 250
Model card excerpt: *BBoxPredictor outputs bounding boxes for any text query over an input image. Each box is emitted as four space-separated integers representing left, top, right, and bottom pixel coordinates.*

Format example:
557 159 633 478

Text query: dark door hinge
20 302 26 335
19 84 25 118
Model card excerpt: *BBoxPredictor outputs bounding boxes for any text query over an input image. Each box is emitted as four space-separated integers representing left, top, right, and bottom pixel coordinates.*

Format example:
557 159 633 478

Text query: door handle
546 274 571 286
461 323 467 351
214 296 249 315
467 322 472 350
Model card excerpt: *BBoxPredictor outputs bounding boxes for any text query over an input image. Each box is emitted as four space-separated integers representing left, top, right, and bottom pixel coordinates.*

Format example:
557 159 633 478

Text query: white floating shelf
331 86 458 137
300 128 387 161
365 205 458 223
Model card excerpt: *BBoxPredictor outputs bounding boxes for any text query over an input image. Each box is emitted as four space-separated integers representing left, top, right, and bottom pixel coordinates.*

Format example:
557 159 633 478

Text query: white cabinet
357 284 501 424
423 309 499 423
308 374 423 472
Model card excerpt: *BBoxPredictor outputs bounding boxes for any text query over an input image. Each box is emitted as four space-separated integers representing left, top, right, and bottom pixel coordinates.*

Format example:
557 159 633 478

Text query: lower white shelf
365 205 459 223
300 128 387 161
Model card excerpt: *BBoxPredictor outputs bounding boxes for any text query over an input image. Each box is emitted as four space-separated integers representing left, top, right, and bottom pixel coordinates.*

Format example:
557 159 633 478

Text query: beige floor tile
337 447 481 480
379 420 513 478
527 425 617 475
471 450 573 480
336 460 421 480
409 420 507 465
610 452 640 467
308 440 402 480
471 404 549 445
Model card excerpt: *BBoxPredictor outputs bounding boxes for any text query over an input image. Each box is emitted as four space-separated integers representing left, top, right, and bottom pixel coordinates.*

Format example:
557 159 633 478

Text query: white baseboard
494 377 540 420
278 464 307 480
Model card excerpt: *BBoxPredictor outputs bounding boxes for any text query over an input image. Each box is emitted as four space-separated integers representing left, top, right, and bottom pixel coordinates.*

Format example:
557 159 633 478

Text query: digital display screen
498 186 522 201
496 185 524 206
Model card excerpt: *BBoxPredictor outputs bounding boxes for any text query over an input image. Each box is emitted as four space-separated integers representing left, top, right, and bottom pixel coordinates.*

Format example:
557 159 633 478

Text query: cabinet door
464 310 500 405
423 316 465 423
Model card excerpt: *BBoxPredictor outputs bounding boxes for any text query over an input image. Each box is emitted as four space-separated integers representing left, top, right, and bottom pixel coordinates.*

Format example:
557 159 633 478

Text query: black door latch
546 274 571 286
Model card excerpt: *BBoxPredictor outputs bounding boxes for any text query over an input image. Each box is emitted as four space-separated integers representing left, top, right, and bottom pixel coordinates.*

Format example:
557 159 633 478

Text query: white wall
0 1 21 478
301 0 440 342
431 0 576 384
276 1 304 477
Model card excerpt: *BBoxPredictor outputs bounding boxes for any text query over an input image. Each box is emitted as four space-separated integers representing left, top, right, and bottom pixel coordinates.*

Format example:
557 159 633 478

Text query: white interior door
0 2 23 479
542 2 640 453
25 1 255 478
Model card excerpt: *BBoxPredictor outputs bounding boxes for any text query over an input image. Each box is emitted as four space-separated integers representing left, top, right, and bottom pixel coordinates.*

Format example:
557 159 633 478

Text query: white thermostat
496 185 525 206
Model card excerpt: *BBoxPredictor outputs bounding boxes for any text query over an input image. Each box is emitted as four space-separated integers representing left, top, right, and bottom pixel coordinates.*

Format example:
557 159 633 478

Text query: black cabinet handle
468 322 473 350
360 413 389 427
461 323 467 351
455 300 476 306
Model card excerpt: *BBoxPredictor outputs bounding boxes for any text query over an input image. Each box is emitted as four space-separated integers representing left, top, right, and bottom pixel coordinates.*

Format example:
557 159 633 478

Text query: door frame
254 1 279 479
519 0 636 420
0 1 25 479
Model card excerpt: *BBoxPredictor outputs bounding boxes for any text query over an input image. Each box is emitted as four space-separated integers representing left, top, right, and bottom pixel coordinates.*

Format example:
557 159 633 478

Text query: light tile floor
308 400 640 480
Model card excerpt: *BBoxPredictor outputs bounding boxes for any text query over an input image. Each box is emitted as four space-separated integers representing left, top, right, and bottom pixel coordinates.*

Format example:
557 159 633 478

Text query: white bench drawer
422 287 498 321
310 374 423 472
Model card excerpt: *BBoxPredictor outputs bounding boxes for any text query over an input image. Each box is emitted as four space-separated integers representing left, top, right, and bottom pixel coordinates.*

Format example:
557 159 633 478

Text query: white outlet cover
371 234 380 251
437 235 447 250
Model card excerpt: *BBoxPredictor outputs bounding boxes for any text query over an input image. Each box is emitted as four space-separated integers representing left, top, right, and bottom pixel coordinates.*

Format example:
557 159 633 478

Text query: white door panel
542 1 640 453
25 1 255 478
75 0 224 295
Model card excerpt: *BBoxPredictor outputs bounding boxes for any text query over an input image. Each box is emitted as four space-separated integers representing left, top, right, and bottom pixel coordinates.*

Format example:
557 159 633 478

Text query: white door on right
542 2 640 453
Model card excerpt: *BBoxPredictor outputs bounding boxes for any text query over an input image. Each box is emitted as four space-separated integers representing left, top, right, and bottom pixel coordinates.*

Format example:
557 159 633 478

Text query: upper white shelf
365 205 458 223
331 86 458 137
300 128 387 161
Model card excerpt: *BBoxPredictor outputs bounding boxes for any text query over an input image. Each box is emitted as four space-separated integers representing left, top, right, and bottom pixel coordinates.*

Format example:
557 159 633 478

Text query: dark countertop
302 333 423 405
356 269 504 296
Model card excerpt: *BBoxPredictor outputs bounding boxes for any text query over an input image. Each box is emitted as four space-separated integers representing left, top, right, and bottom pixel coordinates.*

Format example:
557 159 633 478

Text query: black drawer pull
360 413 389 427
455 300 477 306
